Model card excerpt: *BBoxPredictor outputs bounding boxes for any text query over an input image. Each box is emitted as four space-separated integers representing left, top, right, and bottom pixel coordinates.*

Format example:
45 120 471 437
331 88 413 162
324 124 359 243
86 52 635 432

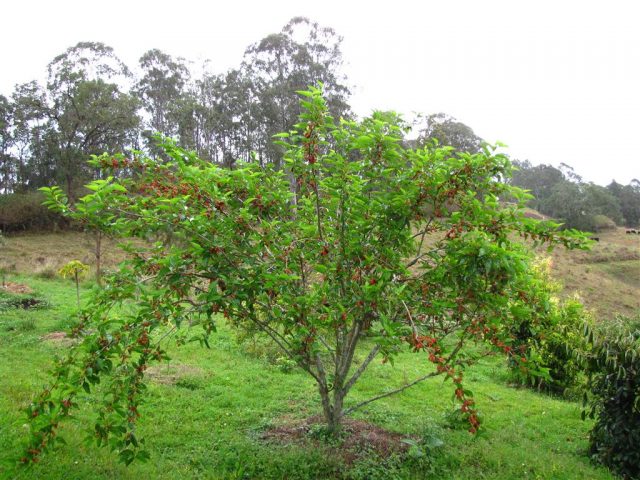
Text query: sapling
58 260 89 308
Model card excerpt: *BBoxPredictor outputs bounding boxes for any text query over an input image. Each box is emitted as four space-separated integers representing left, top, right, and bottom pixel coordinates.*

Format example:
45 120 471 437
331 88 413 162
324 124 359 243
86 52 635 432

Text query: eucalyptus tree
582 183 623 225
416 113 483 154
8 81 55 191
0 95 14 193
607 180 640 227
186 69 261 167
42 42 140 198
1 43 140 197
242 16 351 168
136 49 191 140
509 161 566 212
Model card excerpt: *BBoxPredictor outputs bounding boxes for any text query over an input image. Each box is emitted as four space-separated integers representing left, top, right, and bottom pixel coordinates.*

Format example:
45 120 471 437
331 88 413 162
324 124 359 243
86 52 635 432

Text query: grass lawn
0 274 616 479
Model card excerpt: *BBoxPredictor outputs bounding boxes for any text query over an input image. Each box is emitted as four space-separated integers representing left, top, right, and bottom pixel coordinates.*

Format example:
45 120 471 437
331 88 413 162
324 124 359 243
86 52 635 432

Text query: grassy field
541 227 640 318
0 230 637 479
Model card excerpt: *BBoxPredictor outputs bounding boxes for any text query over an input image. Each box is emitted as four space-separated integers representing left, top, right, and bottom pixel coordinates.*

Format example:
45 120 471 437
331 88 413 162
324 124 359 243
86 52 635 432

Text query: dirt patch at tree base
261 415 414 465
1 282 34 294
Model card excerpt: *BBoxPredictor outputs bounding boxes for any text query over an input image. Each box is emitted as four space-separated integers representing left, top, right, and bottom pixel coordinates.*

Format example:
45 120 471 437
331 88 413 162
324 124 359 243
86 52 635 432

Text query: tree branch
342 370 441 416
342 344 380 395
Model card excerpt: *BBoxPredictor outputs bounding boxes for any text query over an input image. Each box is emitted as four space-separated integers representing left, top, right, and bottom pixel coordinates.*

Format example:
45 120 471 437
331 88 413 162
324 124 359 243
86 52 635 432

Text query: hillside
541 227 639 319
2 228 636 320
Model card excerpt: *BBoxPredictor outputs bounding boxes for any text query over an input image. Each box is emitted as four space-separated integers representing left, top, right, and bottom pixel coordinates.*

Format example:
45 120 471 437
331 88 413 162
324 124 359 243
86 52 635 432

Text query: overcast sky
2 0 638 185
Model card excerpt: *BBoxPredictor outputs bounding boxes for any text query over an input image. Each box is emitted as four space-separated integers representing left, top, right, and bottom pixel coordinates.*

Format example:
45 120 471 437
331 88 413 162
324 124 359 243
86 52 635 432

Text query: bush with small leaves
0 191 67 232
507 258 592 396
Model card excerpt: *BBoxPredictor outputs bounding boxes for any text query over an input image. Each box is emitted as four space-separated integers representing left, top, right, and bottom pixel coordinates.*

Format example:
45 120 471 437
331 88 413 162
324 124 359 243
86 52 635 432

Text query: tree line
0 17 350 199
1 16 637 232
509 161 640 230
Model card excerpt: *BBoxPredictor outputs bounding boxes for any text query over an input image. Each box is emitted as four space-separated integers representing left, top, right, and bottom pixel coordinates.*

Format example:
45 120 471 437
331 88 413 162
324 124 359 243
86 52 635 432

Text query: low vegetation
0 275 616 479
0 230 636 479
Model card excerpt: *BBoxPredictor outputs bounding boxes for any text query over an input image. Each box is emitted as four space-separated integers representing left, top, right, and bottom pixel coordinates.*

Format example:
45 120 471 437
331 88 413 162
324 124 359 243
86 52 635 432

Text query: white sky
2 0 638 185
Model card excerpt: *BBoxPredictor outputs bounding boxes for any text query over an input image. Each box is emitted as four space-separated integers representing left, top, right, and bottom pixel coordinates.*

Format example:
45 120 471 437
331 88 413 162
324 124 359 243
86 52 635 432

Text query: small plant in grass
58 260 89 308
26 86 590 466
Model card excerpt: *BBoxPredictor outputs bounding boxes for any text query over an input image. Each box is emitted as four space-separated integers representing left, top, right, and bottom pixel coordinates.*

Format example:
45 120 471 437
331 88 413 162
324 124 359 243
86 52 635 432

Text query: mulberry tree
26 86 589 465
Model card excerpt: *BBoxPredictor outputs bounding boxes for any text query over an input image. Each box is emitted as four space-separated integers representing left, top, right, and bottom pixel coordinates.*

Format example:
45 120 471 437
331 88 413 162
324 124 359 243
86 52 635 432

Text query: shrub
0 191 67 232
36 267 58 280
0 290 50 312
508 258 591 396
583 317 640 479
590 214 616 232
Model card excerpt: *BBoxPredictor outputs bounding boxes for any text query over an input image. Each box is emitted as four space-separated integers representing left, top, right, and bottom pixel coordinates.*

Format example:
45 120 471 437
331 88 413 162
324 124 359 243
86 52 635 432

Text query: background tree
558 162 583 183
509 161 635 230
43 42 139 198
509 161 565 212
136 49 191 147
7 81 53 191
607 180 640 227
0 95 15 193
48 79 140 198
26 87 589 465
181 69 258 167
242 16 351 168
582 183 623 226
540 181 590 230
416 113 483 154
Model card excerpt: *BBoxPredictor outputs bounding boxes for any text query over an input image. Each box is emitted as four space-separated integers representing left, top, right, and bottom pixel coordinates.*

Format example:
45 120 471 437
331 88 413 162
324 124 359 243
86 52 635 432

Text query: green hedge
584 317 640 479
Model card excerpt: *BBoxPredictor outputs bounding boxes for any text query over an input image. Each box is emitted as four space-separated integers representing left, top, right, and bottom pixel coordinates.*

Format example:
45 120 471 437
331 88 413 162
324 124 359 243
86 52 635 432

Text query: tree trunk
95 231 102 286
66 173 74 203
318 383 345 435
74 271 80 309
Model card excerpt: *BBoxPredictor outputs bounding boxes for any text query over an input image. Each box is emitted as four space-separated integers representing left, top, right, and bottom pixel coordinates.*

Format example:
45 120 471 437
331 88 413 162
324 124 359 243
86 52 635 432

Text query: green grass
0 274 615 479
596 259 640 289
